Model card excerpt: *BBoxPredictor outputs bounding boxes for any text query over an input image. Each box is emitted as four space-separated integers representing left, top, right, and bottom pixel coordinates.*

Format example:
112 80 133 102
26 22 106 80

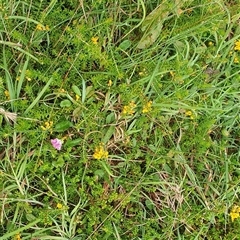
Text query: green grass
0 0 240 239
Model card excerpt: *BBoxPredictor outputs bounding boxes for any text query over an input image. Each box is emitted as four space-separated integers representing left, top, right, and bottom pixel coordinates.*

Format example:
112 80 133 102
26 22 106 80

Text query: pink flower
51 138 62 150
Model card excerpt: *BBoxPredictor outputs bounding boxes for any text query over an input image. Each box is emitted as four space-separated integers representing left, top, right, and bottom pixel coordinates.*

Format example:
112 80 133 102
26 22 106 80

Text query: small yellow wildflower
36 24 44 31
122 101 136 115
59 88 65 93
230 205 240 222
14 233 21 240
108 80 113 87
4 90 10 99
234 56 239 63
41 121 53 131
138 68 147 76
234 40 240 51
185 110 194 120
93 144 108 160
36 24 50 31
26 76 32 81
230 212 239 222
142 101 152 113
169 71 175 77
57 203 63 209
75 94 80 101
91 36 99 45
208 41 214 47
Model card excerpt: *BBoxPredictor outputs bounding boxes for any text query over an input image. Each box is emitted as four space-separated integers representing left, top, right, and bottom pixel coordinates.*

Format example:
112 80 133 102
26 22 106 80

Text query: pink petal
51 138 62 150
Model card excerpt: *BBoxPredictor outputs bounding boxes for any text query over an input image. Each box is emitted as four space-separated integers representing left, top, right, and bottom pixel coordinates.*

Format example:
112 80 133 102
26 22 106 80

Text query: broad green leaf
55 120 73 132
105 112 115 124
65 138 81 147
137 0 187 49
60 99 71 108
72 85 81 96
94 169 105 178
119 40 132 50
72 107 82 120
137 3 170 49
102 125 115 144
26 213 37 221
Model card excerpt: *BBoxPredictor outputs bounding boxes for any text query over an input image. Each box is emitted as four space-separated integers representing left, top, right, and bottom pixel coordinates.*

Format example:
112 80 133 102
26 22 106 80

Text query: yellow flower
36 24 44 31
138 68 146 76
4 90 10 99
185 110 195 120
208 41 214 46
234 40 240 51
108 80 113 87
93 144 108 160
57 203 63 209
14 233 21 240
234 56 239 63
230 212 239 222
41 121 53 131
142 101 152 113
122 101 136 115
75 94 80 101
36 24 50 31
169 71 175 77
230 205 240 222
91 36 99 45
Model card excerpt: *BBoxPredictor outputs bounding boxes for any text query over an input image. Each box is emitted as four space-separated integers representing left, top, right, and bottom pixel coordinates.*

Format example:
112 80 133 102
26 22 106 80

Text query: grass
0 0 240 239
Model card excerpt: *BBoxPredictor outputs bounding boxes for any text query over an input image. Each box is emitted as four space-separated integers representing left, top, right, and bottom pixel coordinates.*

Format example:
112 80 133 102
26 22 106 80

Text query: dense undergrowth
0 0 240 239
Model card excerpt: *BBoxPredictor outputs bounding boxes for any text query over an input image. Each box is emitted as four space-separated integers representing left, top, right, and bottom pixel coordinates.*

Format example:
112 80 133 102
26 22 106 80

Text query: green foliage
0 0 240 239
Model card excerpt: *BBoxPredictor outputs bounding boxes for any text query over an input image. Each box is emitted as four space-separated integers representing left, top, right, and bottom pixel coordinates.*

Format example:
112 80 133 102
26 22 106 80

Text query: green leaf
24 74 55 114
55 120 73 132
25 213 36 221
94 169 105 178
105 112 115 124
102 125 115 144
137 0 187 49
72 107 82 120
52 157 65 168
60 99 71 108
65 138 81 147
119 40 132 50
137 3 170 49
100 161 116 177
145 199 154 210
72 85 81 96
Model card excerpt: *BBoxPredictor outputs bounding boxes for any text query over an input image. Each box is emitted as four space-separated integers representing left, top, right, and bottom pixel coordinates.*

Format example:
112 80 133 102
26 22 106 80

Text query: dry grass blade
0 108 17 123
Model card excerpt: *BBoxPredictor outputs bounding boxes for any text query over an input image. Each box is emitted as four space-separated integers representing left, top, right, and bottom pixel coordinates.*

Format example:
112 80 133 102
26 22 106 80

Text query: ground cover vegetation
0 0 240 239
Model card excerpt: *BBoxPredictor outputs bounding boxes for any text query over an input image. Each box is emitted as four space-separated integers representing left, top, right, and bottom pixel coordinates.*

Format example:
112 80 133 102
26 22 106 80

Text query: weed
0 0 240 239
